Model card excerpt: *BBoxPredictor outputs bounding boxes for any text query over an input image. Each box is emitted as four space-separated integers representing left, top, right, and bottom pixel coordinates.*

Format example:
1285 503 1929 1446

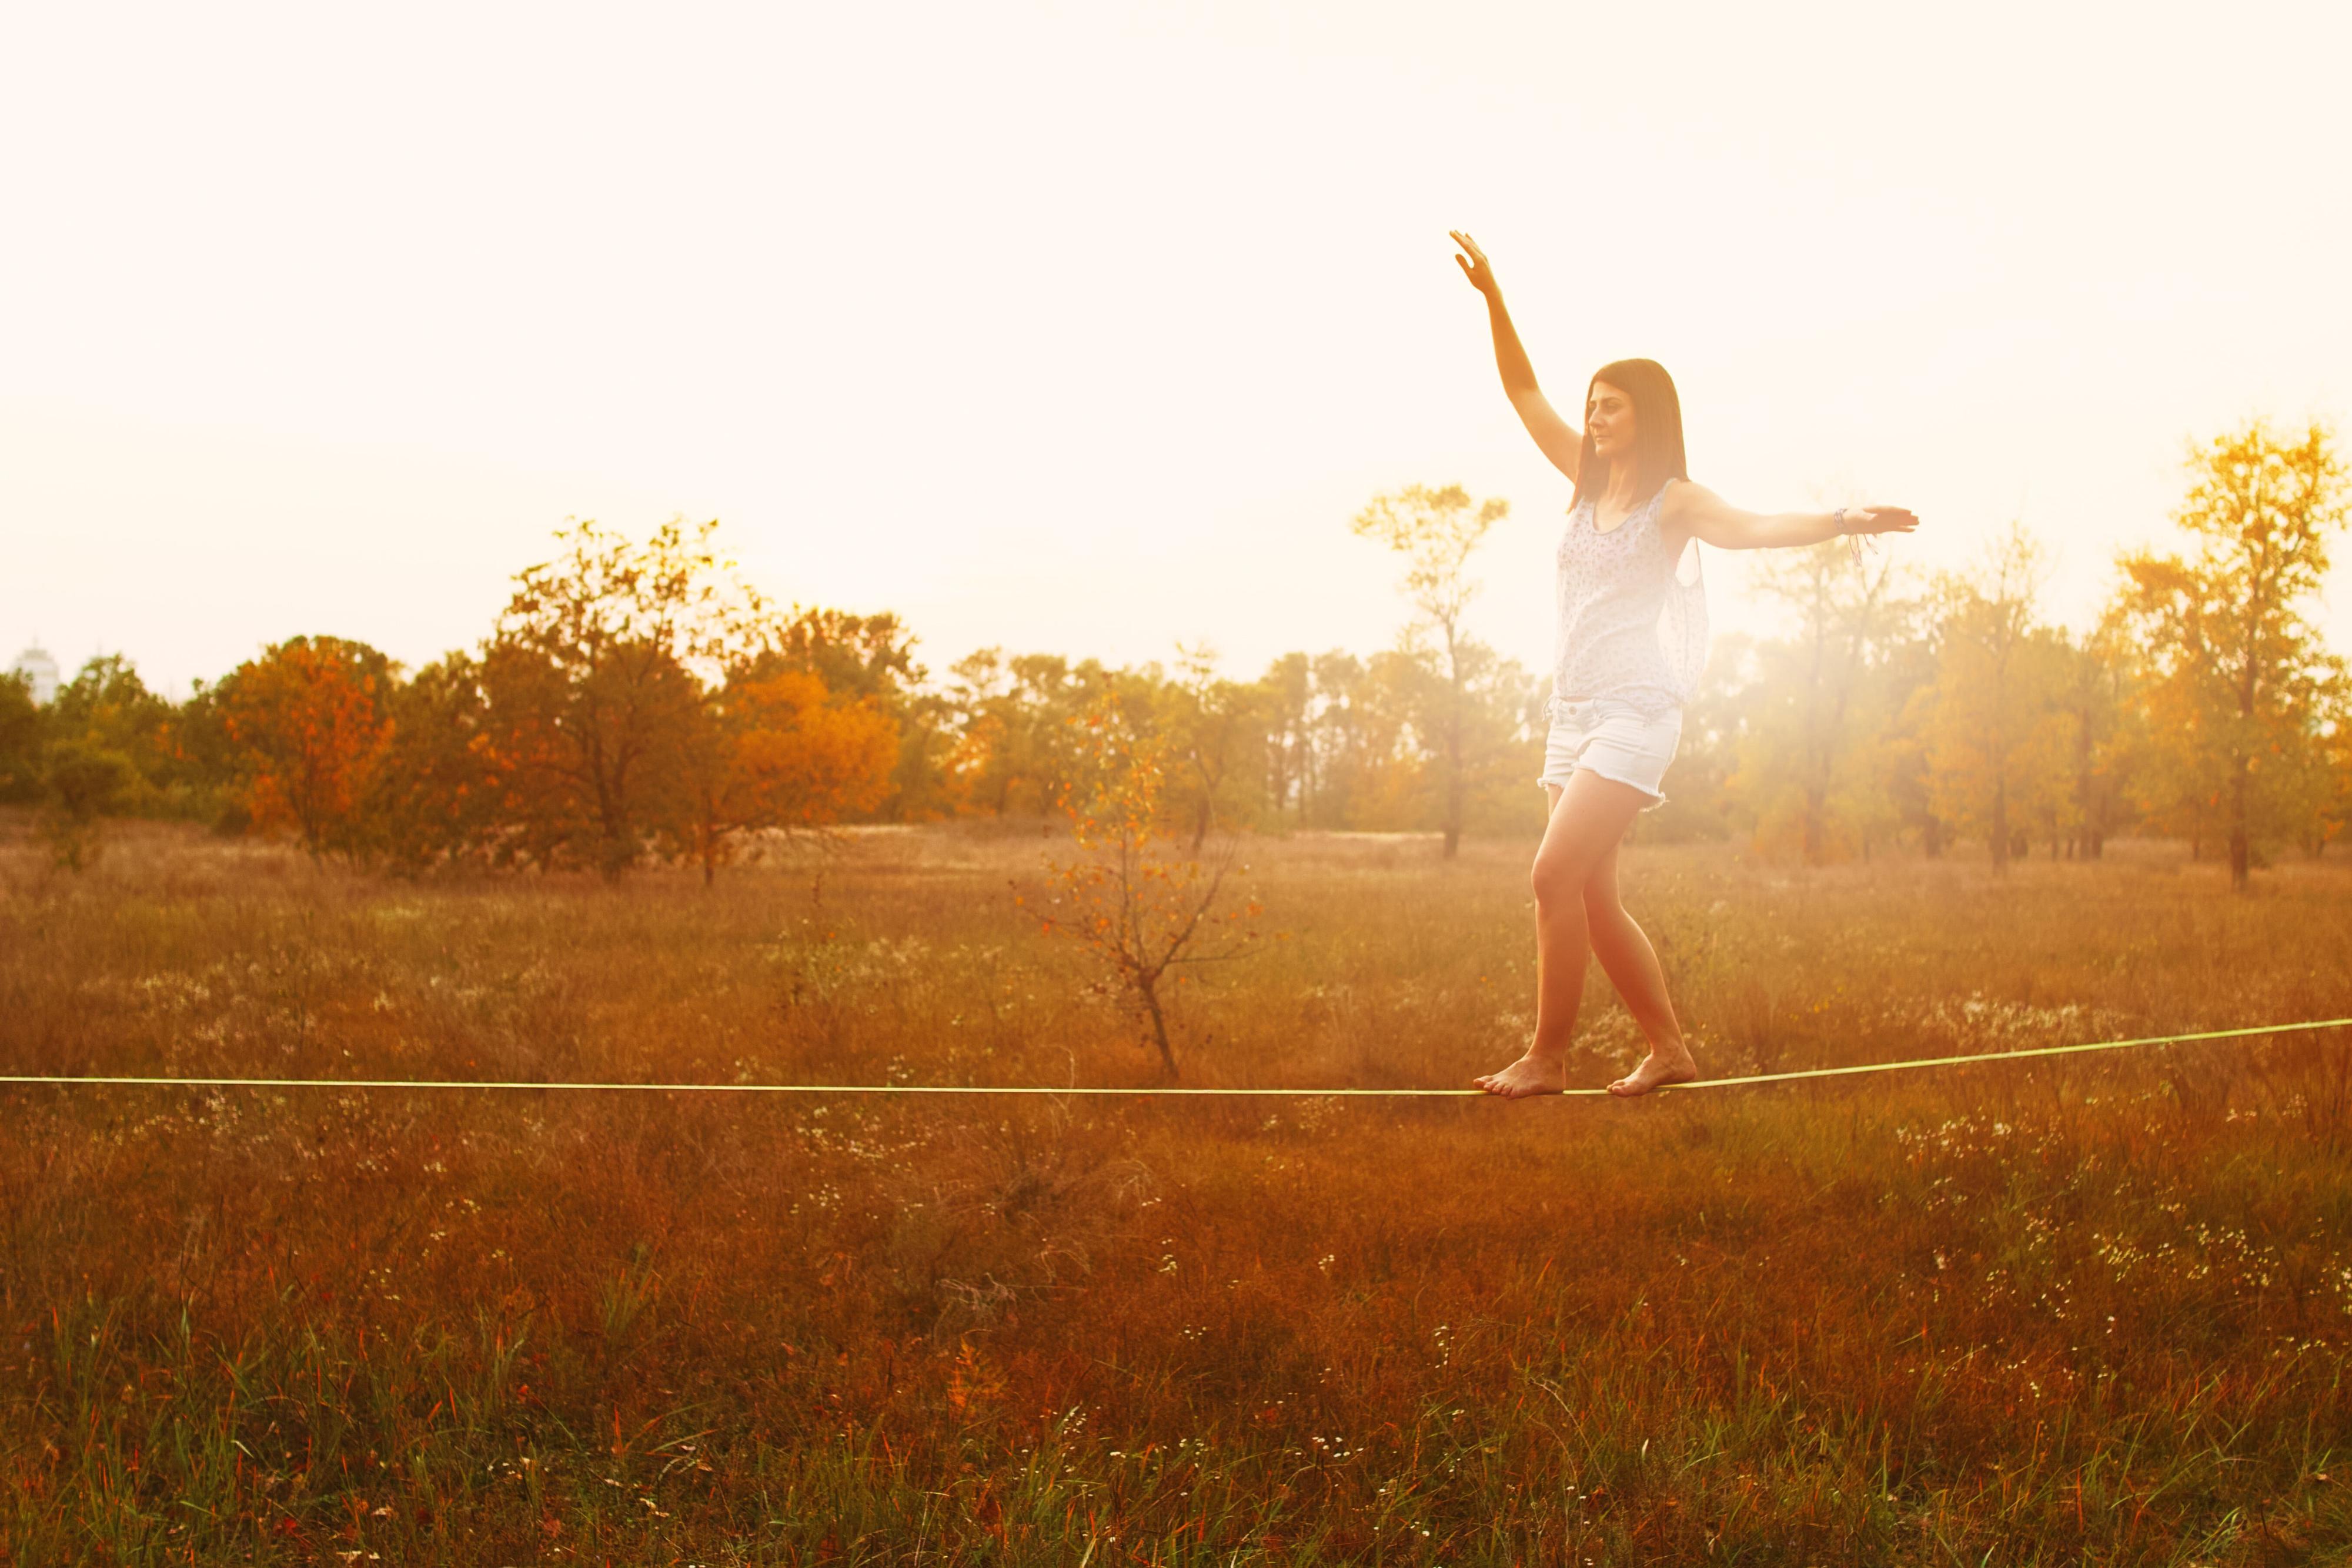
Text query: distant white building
9 643 60 705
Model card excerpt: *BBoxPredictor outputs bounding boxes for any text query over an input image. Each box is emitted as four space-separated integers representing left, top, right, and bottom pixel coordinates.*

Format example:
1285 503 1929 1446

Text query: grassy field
4 819 2352 1566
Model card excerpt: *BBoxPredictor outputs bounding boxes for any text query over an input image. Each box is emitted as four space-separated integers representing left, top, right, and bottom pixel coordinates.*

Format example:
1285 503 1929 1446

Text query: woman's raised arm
1452 230 1583 484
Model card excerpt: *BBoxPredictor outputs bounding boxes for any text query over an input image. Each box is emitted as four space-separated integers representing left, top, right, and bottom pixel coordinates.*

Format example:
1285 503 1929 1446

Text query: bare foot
1474 1051 1569 1098
1606 1047 1698 1098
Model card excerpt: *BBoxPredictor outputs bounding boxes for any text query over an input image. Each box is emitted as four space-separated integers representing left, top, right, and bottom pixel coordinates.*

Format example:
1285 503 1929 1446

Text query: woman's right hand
1450 230 1498 299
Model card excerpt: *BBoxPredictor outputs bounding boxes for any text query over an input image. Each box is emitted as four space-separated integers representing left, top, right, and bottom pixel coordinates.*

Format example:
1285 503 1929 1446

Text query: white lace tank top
1551 477 1710 717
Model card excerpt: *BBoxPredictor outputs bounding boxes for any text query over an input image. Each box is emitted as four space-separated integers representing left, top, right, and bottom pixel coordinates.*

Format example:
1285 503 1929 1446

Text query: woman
1451 230 1919 1099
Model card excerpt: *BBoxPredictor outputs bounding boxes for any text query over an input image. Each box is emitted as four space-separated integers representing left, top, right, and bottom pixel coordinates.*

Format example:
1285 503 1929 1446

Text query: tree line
1672 419 2350 888
3 417 2344 888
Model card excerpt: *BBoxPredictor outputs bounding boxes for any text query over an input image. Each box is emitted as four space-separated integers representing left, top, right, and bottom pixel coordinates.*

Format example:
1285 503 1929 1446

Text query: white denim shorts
1537 695 1683 808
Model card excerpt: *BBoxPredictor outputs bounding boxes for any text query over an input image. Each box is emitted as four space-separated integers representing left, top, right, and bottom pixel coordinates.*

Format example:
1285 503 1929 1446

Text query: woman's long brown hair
1568 357 1689 511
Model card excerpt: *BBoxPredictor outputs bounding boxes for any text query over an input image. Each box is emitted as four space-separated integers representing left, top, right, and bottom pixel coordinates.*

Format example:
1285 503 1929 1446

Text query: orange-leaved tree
1019 693 1261 1079
218 635 397 860
673 652 898 884
756 606 950 821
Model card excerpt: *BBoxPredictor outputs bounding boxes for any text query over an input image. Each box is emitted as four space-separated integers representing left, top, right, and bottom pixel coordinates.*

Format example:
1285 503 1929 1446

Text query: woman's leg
1581 840 1698 1095
1473 768 1648 1098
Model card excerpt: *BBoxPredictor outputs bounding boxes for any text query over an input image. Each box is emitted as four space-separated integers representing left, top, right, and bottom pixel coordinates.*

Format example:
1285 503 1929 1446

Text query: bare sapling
1018 694 1262 1078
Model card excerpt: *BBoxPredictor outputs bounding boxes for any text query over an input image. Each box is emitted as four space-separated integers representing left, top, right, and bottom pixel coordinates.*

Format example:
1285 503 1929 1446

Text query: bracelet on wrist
1835 508 1865 567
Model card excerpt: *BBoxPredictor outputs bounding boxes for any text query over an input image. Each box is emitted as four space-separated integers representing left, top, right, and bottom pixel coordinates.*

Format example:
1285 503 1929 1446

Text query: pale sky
5 1 2349 698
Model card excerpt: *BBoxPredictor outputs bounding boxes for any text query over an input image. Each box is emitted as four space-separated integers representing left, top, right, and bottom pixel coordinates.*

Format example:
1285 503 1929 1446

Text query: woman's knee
1531 849 1591 910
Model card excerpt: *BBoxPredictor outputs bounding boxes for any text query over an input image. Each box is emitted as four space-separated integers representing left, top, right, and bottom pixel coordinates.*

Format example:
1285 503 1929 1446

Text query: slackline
2 1017 2347 1099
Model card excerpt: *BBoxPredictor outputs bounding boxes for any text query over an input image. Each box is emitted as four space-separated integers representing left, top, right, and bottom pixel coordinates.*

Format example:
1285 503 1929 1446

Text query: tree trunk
599 832 634 882
2231 648 2259 890
2229 763 2251 890
1990 778 2009 874
1442 634 1465 860
2073 706 2096 865
1138 979 1177 1079
1444 752 1464 860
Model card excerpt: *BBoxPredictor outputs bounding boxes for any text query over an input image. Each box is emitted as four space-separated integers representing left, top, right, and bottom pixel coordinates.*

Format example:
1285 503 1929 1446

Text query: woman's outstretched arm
1452 230 1583 484
1662 482 1919 552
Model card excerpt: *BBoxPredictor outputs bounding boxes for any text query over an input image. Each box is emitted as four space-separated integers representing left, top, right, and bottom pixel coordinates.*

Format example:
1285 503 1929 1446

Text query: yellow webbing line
4 1018 2346 1098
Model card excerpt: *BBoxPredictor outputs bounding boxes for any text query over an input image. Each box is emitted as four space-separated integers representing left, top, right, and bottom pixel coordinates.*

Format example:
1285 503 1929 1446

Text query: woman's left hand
1846 506 1920 537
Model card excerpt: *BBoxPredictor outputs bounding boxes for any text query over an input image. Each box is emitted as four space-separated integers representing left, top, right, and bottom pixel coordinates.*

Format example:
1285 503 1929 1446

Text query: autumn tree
1846 631 1939 861
2117 419 2349 888
1266 650 1384 830
1255 652 1315 825
1352 483 1511 857
0 672 39 803
1323 648 1445 833
1165 644 1264 850
1257 647 1415 832
671 647 898 884
163 680 248 830
754 607 955 821
2044 607 2143 859
2310 687 2352 857
216 636 397 860
479 517 748 877
45 655 182 815
943 650 1110 820
942 649 1018 816
366 653 504 872
1922 523 2072 871
2274 671 2352 858
1731 540 1909 864
38 740 134 871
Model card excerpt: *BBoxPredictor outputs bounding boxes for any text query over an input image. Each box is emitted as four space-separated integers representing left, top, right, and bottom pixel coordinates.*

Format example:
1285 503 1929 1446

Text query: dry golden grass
4 817 2351 1564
